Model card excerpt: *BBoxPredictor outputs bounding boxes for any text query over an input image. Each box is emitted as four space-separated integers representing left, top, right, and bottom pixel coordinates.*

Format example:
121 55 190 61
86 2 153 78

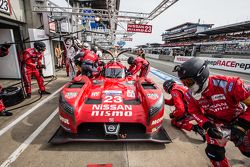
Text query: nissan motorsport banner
174 56 250 74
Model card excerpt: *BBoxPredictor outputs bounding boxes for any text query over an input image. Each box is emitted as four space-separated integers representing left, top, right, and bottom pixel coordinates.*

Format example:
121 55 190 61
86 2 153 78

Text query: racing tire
1 87 25 107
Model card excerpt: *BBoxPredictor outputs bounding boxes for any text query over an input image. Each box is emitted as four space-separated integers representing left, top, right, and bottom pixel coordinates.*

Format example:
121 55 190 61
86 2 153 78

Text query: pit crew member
174 57 250 167
74 43 99 78
163 79 205 141
127 56 149 77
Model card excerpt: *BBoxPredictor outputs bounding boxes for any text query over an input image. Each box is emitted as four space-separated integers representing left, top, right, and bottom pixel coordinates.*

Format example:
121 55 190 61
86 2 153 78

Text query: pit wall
125 53 250 74
174 56 250 74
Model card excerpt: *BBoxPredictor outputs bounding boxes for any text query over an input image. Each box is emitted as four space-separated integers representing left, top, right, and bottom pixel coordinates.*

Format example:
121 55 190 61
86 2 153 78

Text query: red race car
49 50 171 144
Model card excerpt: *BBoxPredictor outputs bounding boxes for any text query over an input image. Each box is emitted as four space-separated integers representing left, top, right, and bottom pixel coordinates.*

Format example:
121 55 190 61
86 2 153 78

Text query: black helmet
34 41 46 52
127 56 134 65
173 58 209 91
163 79 175 93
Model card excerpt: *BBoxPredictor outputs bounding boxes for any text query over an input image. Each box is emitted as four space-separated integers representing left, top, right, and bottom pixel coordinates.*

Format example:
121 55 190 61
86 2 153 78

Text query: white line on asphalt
0 86 63 137
0 108 58 167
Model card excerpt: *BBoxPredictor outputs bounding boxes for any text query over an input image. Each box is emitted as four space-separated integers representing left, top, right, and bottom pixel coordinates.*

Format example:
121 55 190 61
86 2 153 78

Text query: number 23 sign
127 24 152 33
0 0 11 15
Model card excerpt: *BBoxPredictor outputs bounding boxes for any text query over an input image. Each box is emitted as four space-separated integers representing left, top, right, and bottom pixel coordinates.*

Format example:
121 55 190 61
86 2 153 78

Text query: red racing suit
127 57 150 77
22 48 45 94
165 83 195 131
188 75 250 167
76 49 99 77
0 85 5 113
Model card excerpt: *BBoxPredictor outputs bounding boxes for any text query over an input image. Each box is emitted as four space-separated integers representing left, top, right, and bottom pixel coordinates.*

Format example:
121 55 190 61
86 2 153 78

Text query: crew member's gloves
203 121 223 139
169 113 175 119
36 65 45 69
231 118 249 147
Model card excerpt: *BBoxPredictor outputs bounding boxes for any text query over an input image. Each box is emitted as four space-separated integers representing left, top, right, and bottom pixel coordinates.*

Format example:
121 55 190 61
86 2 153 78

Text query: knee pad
205 144 225 161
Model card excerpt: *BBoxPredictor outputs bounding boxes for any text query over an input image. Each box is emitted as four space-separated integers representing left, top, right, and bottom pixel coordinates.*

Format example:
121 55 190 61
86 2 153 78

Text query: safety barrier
174 56 250 74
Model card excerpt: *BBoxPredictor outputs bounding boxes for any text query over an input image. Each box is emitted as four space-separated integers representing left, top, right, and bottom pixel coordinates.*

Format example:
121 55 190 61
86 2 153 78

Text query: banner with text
127 24 152 33
174 56 250 74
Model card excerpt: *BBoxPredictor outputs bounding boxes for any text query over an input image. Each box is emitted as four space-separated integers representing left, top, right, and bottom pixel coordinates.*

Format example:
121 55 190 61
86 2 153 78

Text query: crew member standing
127 56 149 77
22 41 51 98
163 79 206 141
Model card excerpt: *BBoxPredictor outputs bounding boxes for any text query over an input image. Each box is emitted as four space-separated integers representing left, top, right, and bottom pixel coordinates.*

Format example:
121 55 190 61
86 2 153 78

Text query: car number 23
104 96 122 103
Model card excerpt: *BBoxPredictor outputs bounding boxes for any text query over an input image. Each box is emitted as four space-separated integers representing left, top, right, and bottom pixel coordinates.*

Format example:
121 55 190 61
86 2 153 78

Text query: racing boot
39 90 51 95
192 124 206 142
0 109 13 116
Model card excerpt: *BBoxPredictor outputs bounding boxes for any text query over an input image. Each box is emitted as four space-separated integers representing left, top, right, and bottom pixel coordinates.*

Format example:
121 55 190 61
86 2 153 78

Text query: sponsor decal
91 104 133 117
65 92 78 99
204 102 229 112
91 91 100 97
151 116 164 125
91 111 132 117
104 90 122 95
147 93 159 100
93 104 132 110
206 60 250 70
59 115 69 125
211 94 226 101
127 90 135 98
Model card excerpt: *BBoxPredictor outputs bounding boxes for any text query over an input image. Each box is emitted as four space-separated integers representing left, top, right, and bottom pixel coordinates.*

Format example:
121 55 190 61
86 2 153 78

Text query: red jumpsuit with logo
22 48 45 94
165 83 195 131
128 57 150 77
188 75 250 167
79 49 100 76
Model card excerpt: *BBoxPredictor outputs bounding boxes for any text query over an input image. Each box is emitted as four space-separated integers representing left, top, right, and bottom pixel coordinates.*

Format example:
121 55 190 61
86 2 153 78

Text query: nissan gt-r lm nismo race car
49 50 171 144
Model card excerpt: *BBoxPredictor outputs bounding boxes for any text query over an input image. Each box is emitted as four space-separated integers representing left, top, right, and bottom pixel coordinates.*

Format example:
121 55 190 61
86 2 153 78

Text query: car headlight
59 94 74 115
147 93 164 125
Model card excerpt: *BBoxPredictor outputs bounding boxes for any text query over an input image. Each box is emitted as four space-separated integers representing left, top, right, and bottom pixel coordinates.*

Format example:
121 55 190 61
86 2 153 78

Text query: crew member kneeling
22 41 50 98
163 79 206 142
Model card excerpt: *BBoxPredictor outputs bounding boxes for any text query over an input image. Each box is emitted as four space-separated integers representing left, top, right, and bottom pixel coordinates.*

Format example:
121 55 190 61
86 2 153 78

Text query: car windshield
105 68 125 78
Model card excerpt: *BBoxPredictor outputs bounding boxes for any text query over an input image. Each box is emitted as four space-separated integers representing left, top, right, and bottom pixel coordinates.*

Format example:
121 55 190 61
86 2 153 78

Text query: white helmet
82 42 91 50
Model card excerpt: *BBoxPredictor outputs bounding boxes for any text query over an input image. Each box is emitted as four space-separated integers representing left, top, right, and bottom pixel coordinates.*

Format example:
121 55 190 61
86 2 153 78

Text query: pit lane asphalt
0 58 249 167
